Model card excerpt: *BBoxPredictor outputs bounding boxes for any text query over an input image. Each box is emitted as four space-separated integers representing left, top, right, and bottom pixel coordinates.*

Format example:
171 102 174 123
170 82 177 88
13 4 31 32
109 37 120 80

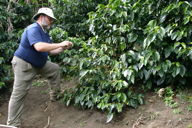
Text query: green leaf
97 103 105 110
138 96 144 105
179 65 186 77
106 113 114 123
176 31 183 41
144 52 152 65
165 24 172 33
172 66 180 77
0 57 4 64
129 99 138 108
116 103 123 112
171 31 181 41
122 69 128 77
128 33 138 42
89 23 95 35
121 93 127 102
120 42 126 51
162 63 168 72
120 54 126 63
66 100 71 106
143 37 150 48
138 62 144 70
183 16 190 25
160 14 166 23
158 69 164 78
146 81 152 89
147 20 157 28
79 61 84 70
122 69 133 80
130 74 135 84
158 27 166 40
0 82 5 87
79 70 89 79
157 77 165 85
122 81 128 87
143 69 150 80
154 51 160 61
164 48 172 58
143 35 156 48
166 60 172 68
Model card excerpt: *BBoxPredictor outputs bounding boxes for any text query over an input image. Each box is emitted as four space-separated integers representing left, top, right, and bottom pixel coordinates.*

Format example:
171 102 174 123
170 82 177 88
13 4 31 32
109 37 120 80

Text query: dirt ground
0 80 192 128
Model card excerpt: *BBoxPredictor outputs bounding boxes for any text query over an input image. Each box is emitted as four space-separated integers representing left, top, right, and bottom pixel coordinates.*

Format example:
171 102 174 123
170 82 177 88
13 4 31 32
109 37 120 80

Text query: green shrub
49 0 108 38
0 0 34 89
57 0 192 122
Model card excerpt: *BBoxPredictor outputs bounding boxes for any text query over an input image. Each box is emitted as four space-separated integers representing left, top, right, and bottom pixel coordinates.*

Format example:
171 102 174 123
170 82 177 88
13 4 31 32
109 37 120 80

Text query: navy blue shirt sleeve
27 27 44 46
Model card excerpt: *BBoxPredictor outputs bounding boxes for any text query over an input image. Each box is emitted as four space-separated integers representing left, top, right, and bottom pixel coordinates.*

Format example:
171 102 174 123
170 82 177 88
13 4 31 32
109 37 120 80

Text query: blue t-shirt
14 22 52 68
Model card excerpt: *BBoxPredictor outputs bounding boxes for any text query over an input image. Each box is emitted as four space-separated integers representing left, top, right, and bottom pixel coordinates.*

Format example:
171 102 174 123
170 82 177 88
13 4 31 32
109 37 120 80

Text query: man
7 7 73 127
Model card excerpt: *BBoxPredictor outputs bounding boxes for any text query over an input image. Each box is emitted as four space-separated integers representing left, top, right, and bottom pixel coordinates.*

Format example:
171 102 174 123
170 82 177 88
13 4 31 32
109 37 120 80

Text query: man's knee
55 63 60 71
52 64 60 74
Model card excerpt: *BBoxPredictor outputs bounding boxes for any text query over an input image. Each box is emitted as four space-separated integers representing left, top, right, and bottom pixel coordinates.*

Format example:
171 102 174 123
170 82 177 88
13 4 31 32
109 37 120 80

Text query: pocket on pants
22 63 32 72
12 56 33 72
11 59 17 70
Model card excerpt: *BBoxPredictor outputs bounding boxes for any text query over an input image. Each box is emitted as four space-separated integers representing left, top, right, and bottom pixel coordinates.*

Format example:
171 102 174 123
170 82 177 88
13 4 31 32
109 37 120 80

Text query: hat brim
32 13 57 21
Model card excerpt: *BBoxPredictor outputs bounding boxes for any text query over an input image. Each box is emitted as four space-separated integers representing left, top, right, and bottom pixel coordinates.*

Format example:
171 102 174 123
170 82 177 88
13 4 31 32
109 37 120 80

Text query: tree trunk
7 0 15 33
25 0 31 3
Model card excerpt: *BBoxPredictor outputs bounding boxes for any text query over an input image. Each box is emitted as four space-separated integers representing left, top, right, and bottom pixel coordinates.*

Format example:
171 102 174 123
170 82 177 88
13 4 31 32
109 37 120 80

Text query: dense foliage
0 0 50 89
49 0 108 38
1 0 192 122
49 27 87 76
0 0 33 89
59 0 192 122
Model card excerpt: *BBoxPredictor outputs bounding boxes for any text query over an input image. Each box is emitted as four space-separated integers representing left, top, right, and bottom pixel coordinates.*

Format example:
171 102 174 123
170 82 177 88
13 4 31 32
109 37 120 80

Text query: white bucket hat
33 7 56 20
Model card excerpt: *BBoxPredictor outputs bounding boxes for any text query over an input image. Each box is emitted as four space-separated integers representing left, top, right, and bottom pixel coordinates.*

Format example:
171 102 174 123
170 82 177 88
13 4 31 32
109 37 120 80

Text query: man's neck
36 21 45 32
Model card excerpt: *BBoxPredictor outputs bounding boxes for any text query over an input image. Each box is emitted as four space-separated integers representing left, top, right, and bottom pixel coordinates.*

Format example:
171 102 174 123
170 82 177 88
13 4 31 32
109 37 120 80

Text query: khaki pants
7 56 60 127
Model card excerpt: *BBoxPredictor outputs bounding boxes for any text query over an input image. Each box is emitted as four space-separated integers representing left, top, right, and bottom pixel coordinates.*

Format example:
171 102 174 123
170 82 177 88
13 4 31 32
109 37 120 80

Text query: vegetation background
1 0 192 123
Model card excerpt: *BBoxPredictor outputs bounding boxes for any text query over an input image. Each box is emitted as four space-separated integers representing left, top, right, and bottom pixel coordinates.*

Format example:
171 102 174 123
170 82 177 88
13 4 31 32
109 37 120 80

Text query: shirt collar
36 22 46 33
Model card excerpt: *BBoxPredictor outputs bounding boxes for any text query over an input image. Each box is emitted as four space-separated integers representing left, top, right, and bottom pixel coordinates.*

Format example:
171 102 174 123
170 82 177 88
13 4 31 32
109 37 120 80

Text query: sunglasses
47 16 54 23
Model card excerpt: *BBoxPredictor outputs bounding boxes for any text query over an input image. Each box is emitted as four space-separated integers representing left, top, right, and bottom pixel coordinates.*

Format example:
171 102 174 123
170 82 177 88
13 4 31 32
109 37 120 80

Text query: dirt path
0 80 192 128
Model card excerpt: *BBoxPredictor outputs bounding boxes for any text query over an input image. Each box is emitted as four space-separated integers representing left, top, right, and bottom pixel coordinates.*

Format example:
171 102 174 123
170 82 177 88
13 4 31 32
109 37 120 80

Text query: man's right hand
59 41 73 49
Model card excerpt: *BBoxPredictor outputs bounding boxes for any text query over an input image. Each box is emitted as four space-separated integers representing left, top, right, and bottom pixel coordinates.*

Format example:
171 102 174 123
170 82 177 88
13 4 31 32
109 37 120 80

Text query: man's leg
39 61 61 101
7 56 36 127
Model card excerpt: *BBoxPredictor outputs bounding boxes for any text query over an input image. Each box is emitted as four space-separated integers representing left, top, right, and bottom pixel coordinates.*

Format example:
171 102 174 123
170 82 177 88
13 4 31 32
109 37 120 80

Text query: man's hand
49 41 73 55
59 41 73 49
49 47 63 55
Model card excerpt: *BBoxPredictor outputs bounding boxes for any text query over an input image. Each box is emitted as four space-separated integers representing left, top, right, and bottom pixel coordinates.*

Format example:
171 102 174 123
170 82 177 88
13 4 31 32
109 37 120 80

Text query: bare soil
0 80 192 128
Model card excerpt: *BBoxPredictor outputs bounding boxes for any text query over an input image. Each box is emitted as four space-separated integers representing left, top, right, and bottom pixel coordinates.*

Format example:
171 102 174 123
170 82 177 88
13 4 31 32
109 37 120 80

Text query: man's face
41 15 53 29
